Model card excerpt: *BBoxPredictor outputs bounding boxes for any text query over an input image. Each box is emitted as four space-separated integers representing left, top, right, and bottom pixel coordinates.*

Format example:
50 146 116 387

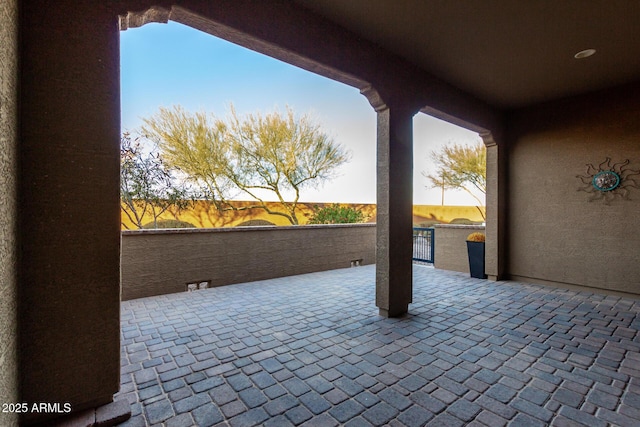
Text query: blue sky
120 21 481 205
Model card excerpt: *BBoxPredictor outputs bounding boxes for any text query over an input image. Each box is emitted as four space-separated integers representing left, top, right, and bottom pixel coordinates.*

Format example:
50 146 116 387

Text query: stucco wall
0 0 19 426
433 225 485 274
122 224 376 300
507 84 640 294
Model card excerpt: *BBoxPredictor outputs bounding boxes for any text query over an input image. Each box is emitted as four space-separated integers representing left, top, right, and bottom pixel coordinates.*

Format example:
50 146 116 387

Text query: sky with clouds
120 21 482 205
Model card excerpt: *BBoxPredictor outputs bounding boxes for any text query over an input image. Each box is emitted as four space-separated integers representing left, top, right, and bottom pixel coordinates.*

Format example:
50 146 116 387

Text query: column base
40 399 130 427
379 306 409 318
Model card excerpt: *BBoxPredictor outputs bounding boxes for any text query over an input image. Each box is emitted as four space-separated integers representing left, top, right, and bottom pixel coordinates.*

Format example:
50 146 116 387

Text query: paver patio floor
116 265 640 426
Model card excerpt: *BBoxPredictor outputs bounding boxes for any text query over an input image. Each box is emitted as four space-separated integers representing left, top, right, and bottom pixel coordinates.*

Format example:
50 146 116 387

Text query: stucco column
20 3 122 424
0 1 19 426
375 105 414 317
482 133 505 280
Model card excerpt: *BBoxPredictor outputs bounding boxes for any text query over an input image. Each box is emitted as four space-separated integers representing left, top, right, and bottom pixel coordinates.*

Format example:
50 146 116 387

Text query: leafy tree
422 141 486 218
120 133 192 229
140 105 350 225
308 204 367 224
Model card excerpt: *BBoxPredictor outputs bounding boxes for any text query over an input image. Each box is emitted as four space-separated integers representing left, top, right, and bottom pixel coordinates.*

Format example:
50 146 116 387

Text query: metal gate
413 227 434 263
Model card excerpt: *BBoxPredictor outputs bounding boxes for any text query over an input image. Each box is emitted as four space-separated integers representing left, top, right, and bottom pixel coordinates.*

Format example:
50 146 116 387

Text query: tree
308 204 367 224
140 105 350 225
422 141 486 218
120 132 191 229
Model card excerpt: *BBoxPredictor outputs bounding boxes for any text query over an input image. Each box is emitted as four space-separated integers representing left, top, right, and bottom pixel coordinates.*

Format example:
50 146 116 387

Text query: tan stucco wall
0 0 19 425
433 225 485 274
507 84 640 294
121 200 485 230
121 224 376 300
121 200 378 228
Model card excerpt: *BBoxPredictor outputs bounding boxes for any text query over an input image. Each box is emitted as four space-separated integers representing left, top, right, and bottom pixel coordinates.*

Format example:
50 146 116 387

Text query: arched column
418 106 506 282
363 87 416 317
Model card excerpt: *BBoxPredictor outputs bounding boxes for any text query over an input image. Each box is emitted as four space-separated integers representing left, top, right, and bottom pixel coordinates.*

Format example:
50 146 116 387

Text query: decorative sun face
576 157 640 204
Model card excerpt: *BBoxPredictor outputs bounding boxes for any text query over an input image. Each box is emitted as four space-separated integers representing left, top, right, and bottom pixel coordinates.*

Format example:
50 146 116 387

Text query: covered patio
117 265 640 426
5 2 640 425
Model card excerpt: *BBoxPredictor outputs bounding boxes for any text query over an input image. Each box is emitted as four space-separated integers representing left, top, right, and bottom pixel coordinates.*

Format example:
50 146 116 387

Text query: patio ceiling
293 0 640 109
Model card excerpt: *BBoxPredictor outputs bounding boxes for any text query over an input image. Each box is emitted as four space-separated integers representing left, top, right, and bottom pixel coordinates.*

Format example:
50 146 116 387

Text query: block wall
0 0 19 425
433 225 485 274
121 224 376 300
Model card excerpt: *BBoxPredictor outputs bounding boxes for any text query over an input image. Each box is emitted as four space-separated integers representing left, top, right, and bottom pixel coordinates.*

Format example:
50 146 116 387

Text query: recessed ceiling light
574 49 596 59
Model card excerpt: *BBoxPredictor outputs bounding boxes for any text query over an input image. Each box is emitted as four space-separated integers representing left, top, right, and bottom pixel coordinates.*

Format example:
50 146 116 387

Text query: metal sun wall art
576 157 640 204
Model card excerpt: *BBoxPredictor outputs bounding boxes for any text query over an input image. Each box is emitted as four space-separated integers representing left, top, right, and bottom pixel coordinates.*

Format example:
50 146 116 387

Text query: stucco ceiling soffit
293 0 640 109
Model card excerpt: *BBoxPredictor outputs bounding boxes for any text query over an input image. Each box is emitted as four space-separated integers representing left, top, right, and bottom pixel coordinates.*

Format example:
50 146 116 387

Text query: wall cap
122 223 376 236
433 224 485 230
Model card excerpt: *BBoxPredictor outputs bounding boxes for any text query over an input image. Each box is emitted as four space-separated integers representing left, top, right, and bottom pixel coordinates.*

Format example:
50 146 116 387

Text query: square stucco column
0 1 19 426
20 3 122 424
482 135 505 281
376 107 414 317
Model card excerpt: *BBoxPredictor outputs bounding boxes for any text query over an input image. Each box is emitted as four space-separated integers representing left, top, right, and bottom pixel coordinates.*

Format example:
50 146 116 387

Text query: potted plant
466 232 487 279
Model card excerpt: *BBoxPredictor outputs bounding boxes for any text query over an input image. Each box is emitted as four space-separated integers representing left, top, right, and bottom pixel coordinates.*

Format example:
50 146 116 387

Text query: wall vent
187 280 211 292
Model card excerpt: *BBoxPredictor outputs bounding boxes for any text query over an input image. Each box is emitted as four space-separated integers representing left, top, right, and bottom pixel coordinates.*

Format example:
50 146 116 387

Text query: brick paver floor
116 265 640 426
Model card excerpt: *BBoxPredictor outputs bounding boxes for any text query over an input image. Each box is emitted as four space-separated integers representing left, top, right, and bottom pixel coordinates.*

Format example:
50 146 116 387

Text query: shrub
416 220 442 227
142 219 196 229
235 219 276 227
308 204 366 224
466 232 485 242
450 218 474 225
